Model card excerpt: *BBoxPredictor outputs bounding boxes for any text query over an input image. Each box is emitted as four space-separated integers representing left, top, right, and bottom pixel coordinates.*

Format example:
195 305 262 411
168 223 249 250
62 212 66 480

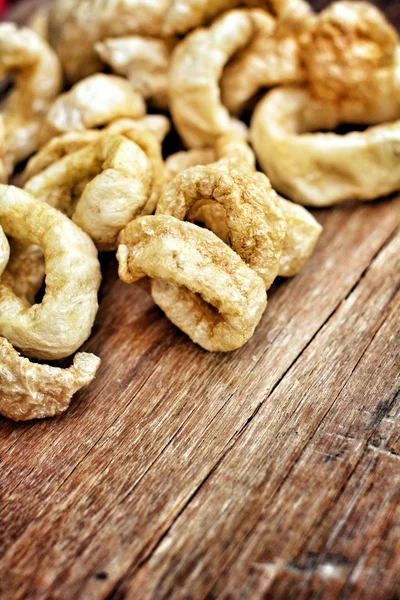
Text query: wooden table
1 1 399 599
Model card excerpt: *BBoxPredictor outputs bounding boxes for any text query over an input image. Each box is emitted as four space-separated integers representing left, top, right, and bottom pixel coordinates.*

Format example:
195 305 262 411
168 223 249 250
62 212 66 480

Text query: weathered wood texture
1 2 399 599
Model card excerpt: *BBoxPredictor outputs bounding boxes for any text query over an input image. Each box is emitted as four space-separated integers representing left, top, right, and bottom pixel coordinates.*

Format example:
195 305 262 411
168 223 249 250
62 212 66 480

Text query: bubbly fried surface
118 215 267 351
24 129 164 250
97 36 177 109
169 9 261 147
0 23 62 178
157 164 286 289
0 185 101 360
251 86 400 206
39 74 146 147
0 338 100 421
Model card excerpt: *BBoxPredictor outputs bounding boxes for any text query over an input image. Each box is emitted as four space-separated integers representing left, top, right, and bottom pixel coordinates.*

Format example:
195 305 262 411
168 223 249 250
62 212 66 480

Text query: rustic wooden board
1 2 399 599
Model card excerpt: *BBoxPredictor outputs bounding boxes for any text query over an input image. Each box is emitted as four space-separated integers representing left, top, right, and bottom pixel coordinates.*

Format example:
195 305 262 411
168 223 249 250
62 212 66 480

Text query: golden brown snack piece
23 115 170 183
221 11 305 115
304 1 400 122
276 196 322 277
24 132 164 249
165 148 217 184
39 74 146 147
117 215 267 352
96 36 177 109
162 0 311 37
164 134 322 276
0 185 100 360
1 241 45 306
162 0 241 37
0 23 62 179
251 86 400 206
157 165 286 289
48 0 171 82
169 9 263 148
0 338 100 421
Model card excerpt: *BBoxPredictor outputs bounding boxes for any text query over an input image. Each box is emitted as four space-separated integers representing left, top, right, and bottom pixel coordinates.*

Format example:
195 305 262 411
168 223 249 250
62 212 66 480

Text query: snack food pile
0 0 398 420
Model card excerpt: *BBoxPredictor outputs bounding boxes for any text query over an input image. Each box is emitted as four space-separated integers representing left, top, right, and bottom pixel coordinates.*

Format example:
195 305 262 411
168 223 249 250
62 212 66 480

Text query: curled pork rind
220 11 305 116
48 0 171 82
162 0 311 37
117 215 267 352
39 74 146 147
157 165 286 289
24 115 170 183
164 134 322 276
96 36 177 109
303 1 400 122
0 185 101 360
251 86 400 206
169 9 265 148
0 23 62 178
24 131 164 250
0 338 100 421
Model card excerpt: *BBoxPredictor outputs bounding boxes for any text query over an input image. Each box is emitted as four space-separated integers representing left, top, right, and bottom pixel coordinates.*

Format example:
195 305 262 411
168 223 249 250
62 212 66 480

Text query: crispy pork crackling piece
117 216 267 352
0 185 101 360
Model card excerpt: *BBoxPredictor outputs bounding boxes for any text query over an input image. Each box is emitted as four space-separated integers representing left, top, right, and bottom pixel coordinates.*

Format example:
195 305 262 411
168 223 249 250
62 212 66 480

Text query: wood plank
109 229 400 599
0 207 398 599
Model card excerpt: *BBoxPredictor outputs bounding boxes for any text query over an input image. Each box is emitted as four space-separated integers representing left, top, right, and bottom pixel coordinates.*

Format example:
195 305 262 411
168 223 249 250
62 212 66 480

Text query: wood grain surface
1 2 399 599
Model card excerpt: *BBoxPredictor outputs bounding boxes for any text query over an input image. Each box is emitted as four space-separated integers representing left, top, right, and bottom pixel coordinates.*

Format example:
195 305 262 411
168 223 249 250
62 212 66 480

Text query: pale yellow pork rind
157 165 286 290
303 1 400 122
0 185 101 360
169 9 263 148
24 130 164 250
251 86 400 206
220 10 305 115
39 74 146 147
0 23 62 179
117 215 267 352
96 36 177 109
48 0 171 82
0 338 100 421
23 115 170 183
163 134 322 277
162 0 311 37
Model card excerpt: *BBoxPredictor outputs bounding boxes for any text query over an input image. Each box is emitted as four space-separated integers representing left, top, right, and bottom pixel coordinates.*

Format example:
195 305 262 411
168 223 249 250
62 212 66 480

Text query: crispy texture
1 241 45 306
24 115 169 183
221 11 305 115
96 36 177 109
39 74 146 147
169 9 264 148
0 23 62 178
0 337 100 421
276 195 322 277
165 149 217 184
163 134 321 276
156 164 286 289
251 86 400 206
161 0 311 37
24 134 159 250
304 1 400 122
117 215 267 352
0 185 100 360
48 0 171 82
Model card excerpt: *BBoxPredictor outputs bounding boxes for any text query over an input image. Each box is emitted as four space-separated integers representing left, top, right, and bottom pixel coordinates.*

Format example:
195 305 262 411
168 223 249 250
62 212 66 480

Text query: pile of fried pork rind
0 0 399 419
